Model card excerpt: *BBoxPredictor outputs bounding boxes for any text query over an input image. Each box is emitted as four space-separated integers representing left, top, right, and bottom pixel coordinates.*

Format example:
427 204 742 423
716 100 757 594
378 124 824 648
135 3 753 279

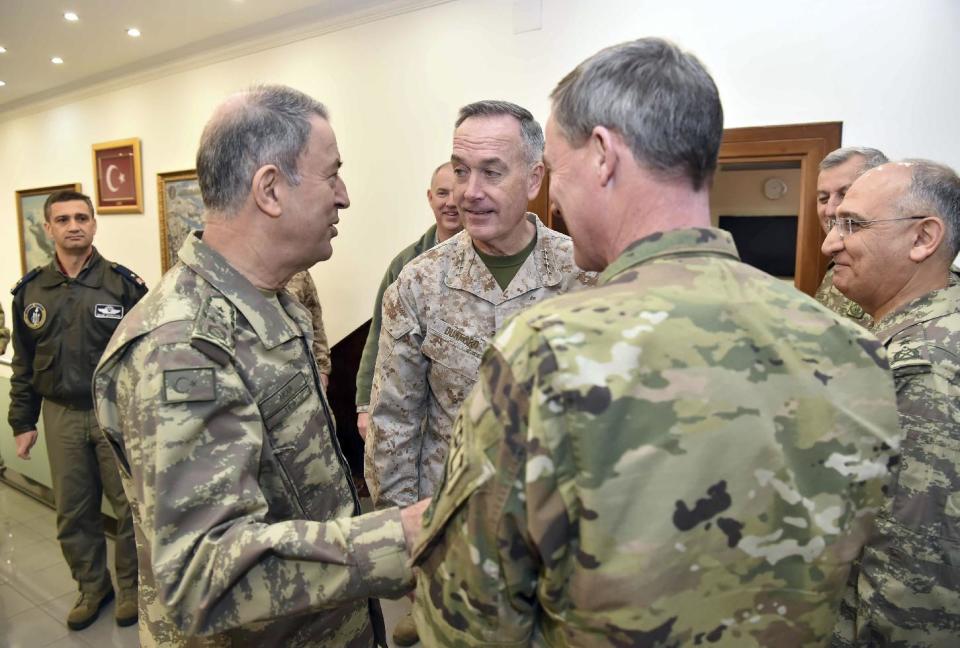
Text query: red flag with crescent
96 146 137 205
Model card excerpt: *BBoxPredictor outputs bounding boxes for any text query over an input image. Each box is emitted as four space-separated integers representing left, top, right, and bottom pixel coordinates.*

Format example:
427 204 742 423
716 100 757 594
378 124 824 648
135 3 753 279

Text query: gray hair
896 159 960 258
819 147 888 173
455 100 544 165
550 37 723 191
196 84 328 213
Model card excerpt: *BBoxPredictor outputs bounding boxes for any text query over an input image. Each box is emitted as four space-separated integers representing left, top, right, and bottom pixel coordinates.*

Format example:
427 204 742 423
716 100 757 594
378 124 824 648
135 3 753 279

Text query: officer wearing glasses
813 147 888 325
825 160 960 647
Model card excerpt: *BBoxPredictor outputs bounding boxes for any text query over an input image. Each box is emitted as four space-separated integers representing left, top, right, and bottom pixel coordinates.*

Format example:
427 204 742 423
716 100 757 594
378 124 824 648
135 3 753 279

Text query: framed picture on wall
15 182 82 274
157 169 204 273
92 138 143 213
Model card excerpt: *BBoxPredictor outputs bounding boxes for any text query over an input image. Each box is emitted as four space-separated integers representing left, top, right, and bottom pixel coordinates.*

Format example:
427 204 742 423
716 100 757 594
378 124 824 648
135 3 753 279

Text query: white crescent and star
105 164 127 193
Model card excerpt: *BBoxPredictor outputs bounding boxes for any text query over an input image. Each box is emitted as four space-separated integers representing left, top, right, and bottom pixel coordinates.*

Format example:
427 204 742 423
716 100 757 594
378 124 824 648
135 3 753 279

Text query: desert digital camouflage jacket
833 283 960 647
412 227 900 648
93 233 412 648
366 215 593 508
286 269 332 375
815 265 873 327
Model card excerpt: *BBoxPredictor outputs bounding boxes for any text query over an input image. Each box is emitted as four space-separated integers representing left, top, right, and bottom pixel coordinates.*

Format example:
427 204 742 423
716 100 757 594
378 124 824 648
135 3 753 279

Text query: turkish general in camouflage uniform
285 269 332 376
94 232 413 647
365 215 592 508
833 284 960 646
93 86 423 647
823 160 960 647
413 227 900 647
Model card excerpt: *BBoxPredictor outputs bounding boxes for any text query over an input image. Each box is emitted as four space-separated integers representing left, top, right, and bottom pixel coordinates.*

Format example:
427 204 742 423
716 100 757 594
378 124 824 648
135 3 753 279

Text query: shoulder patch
191 295 236 366
163 368 217 403
110 263 147 289
889 336 932 374
11 267 42 295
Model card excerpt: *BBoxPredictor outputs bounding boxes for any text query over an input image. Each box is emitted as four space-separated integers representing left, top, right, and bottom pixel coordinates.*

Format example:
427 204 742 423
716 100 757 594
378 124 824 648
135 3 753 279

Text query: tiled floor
0 481 417 647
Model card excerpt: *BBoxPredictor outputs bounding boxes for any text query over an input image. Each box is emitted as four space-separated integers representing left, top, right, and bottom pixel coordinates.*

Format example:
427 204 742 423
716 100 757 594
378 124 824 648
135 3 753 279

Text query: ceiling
0 0 443 116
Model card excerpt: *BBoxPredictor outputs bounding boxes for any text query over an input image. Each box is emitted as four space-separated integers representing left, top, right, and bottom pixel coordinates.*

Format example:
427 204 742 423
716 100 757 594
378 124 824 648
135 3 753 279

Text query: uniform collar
444 213 562 303
38 247 105 289
872 283 960 346
599 227 740 285
178 232 301 349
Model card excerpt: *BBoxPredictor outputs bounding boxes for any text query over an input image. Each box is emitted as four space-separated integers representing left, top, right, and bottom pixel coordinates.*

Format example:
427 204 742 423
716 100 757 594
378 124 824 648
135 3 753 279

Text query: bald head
196 85 328 215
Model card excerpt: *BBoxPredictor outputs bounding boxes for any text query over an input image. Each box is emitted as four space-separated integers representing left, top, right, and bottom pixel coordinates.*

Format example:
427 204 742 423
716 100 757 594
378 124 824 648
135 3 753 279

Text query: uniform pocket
31 340 59 396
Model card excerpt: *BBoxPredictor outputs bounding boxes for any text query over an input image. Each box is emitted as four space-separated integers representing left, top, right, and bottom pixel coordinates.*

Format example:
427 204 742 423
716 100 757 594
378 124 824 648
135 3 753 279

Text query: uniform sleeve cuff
356 405 369 413
346 507 413 599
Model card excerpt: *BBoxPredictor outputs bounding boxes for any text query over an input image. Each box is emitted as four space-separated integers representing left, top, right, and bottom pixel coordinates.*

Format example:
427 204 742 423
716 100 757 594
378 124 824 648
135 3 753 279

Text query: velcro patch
163 368 216 403
95 304 124 319
259 372 312 431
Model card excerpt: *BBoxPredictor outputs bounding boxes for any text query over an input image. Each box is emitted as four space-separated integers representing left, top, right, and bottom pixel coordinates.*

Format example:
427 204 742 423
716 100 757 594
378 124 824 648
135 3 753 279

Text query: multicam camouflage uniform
93 233 413 647
815 265 873 327
412 228 900 647
285 270 332 375
833 283 960 647
366 215 593 508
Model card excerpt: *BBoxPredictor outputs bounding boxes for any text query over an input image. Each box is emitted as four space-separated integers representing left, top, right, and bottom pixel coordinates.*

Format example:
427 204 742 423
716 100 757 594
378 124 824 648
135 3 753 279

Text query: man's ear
252 165 283 218
526 161 545 201
591 125 620 188
42 220 53 240
909 216 946 263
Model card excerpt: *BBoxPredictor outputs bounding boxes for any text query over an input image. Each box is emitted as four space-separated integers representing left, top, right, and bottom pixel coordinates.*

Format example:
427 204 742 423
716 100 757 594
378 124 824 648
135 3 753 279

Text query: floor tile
0 536 64 575
0 583 35 621
0 606 70 647
6 558 77 605
42 635 94 648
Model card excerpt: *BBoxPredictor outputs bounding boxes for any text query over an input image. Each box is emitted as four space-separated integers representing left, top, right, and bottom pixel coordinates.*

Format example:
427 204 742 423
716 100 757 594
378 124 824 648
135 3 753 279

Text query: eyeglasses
826 215 926 239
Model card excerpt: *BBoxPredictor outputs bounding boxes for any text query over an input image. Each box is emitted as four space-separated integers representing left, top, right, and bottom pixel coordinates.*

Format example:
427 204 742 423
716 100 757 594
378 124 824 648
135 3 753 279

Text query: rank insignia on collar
24 303 47 329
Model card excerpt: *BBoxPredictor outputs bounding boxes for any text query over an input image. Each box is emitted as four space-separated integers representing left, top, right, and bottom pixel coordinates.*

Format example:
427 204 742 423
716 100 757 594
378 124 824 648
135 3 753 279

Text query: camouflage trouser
41 401 138 593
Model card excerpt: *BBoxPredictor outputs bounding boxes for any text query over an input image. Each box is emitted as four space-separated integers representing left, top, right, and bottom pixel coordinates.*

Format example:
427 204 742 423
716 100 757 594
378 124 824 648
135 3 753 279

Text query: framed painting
15 182 82 274
92 137 143 213
157 169 204 272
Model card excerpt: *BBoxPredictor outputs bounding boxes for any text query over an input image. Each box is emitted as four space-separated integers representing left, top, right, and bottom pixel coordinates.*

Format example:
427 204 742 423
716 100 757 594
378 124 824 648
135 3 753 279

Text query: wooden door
719 122 842 295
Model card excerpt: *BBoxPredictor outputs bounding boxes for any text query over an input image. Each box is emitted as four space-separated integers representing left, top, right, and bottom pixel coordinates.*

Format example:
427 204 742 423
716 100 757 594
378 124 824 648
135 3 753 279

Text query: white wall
2 0 958 359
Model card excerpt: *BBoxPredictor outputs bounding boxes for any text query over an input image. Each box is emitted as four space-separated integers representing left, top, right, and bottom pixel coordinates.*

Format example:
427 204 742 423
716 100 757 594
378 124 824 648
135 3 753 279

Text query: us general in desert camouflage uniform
285 269 332 376
365 215 592 508
413 228 900 646
93 233 414 647
833 283 960 647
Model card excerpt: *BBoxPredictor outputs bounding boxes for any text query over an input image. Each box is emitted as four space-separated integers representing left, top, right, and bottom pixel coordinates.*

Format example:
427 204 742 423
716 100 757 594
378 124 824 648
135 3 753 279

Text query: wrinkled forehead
452 115 524 162
837 164 911 217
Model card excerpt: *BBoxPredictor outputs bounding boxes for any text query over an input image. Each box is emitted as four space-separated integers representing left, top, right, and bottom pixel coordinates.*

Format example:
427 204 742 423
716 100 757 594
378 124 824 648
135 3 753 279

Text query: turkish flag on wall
96 146 137 205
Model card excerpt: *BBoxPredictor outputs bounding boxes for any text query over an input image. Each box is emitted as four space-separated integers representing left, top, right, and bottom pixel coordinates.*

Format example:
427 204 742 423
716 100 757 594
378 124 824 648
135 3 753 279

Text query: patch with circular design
23 303 47 330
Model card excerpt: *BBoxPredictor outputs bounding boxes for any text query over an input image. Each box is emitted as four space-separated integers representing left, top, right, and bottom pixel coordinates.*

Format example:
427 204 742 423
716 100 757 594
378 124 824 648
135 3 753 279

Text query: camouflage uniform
412 227 900 647
815 265 873 327
285 270 332 375
356 224 438 411
833 283 960 647
0 302 9 354
93 233 413 647
365 215 593 508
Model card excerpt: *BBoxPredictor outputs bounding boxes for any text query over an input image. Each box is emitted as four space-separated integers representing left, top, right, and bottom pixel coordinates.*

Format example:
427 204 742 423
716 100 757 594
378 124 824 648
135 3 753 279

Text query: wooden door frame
719 122 842 295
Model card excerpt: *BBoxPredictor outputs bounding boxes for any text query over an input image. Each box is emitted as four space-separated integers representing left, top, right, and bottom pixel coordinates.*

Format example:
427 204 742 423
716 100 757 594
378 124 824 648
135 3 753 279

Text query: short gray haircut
895 159 960 258
196 85 328 213
455 100 544 165
819 147 888 174
550 37 723 191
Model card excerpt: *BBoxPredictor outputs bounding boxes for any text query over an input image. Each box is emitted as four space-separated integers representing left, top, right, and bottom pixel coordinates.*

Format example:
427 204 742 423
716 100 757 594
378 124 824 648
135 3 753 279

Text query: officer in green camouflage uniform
8 190 144 630
366 102 593 511
93 85 428 647
285 269 332 385
355 162 462 441
824 160 960 647
813 147 888 327
412 38 901 647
